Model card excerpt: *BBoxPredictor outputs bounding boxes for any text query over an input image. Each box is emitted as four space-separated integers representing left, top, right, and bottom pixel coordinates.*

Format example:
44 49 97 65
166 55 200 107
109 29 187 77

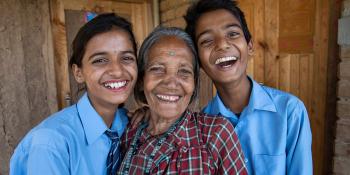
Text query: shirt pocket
253 154 286 175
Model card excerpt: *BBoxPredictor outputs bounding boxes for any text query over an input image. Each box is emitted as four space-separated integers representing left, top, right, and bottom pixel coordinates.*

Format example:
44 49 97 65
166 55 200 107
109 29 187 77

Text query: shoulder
259 85 311 135
192 112 237 140
261 85 307 115
262 85 303 104
15 105 79 154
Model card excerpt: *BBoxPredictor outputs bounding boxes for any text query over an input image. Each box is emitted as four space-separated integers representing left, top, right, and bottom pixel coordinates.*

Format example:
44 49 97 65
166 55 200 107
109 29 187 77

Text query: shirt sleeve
286 100 313 174
27 144 70 174
10 129 70 175
211 119 248 175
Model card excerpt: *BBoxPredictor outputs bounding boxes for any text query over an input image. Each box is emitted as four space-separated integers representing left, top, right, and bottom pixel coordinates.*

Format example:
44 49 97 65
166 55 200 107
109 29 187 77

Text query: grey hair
134 26 200 106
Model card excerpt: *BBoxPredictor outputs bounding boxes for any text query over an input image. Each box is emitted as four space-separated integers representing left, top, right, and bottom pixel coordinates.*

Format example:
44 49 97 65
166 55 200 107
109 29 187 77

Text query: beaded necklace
120 113 186 174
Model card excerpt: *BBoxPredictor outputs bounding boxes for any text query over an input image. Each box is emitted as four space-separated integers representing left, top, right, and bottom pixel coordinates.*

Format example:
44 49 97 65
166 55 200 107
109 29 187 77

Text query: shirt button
182 147 188 153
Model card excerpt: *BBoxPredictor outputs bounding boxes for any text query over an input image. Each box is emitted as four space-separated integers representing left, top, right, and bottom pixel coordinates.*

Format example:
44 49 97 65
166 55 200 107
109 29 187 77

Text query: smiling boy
184 0 312 174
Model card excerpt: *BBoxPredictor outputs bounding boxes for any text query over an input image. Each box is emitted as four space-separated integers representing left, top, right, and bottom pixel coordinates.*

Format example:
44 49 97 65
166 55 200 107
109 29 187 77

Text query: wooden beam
50 0 71 109
264 0 279 88
62 0 131 15
312 0 332 174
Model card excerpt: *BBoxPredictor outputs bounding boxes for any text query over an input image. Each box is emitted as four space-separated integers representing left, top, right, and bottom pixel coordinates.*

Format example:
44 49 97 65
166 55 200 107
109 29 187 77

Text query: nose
215 37 231 51
106 61 123 77
162 72 179 89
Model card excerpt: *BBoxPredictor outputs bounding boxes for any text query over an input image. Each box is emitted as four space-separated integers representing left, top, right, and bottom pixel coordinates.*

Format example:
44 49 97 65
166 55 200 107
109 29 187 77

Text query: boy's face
195 9 253 85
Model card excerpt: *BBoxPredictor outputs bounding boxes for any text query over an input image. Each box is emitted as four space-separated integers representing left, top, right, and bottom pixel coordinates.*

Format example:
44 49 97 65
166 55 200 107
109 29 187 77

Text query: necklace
119 112 187 174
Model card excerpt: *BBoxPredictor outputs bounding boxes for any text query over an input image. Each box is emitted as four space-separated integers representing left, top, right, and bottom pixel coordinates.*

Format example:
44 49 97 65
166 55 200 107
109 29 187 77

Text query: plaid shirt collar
137 110 201 156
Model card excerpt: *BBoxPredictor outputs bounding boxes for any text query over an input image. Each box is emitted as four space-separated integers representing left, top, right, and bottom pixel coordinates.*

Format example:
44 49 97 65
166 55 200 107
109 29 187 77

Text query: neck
147 113 180 136
88 95 118 128
215 76 251 114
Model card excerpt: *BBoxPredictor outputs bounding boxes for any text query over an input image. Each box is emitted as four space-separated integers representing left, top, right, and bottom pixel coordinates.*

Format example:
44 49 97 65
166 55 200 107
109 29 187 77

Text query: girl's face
73 29 137 111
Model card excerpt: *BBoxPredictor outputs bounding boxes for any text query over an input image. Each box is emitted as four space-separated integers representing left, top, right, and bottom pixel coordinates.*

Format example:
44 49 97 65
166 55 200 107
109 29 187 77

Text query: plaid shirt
117 110 247 175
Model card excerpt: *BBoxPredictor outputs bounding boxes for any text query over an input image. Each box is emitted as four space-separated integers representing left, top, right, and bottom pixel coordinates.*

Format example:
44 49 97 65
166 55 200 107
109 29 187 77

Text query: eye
121 55 136 63
178 68 193 78
91 57 108 64
147 65 165 74
199 39 213 47
227 31 240 38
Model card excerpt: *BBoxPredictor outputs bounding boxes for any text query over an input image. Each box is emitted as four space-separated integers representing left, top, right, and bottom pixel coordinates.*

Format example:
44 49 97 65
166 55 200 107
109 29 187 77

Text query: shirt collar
210 76 277 115
248 77 276 112
77 93 128 145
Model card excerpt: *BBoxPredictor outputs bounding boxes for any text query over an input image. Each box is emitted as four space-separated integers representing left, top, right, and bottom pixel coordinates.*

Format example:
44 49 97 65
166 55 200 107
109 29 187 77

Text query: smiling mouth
215 56 238 68
103 81 127 90
156 94 180 102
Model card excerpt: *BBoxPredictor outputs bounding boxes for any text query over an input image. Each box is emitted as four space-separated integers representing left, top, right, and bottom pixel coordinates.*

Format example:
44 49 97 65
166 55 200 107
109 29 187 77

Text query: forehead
86 29 133 49
147 36 194 64
195 9 241 37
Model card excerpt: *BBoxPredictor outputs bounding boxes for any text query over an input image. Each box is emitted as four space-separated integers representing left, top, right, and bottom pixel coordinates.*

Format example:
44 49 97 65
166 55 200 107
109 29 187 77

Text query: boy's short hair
184 0 252 44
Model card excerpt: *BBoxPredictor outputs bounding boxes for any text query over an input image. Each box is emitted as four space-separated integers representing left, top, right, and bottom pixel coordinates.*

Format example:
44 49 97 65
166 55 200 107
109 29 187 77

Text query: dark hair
69 13 137 68
184 0 251 44
134 27 200 106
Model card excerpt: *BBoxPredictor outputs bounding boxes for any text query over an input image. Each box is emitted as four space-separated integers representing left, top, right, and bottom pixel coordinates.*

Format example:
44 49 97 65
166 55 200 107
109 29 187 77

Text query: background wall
334 0 350 174
0 0 57 174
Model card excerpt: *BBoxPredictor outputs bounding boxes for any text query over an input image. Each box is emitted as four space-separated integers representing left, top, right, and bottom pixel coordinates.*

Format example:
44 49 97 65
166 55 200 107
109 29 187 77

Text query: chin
108 97 129 106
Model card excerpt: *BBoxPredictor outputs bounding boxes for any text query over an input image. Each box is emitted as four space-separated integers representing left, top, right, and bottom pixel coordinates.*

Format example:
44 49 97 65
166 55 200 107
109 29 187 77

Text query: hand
127 106 150 129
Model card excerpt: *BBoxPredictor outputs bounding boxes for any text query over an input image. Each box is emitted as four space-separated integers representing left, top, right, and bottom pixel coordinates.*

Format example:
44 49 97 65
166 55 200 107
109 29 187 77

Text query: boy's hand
127 106 150 129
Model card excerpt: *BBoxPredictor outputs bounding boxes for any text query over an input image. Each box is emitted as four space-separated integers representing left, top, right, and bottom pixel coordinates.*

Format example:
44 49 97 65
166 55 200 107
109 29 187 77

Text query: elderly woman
117 27 248 175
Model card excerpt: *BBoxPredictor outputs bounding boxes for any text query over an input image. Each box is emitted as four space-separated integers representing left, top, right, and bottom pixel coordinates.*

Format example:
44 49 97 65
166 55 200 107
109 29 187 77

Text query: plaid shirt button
182 147 188 153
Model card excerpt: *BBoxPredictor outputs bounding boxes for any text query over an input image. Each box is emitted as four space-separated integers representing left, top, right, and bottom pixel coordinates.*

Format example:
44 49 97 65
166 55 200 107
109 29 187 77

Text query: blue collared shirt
10 93 129 175
203 77 312 175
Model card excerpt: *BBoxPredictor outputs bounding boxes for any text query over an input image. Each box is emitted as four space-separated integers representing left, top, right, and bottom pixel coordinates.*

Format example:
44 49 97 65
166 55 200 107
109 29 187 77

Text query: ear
72 64 85 83
247 39 254 56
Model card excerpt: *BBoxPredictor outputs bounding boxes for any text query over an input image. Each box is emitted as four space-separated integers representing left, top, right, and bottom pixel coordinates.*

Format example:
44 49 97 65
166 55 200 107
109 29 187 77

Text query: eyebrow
180 62 194 68
88 52 106 61
88 50 135 61
226 23 242 29
196 23 242 41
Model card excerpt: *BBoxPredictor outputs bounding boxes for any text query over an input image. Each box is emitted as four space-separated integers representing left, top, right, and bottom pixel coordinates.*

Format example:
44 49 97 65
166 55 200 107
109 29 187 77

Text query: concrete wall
160 0 194 27
334 0 350 174
0 0 57 174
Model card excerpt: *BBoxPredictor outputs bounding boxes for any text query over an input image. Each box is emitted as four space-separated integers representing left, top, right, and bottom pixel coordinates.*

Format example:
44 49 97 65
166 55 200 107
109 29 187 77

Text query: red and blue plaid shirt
117 110 247 175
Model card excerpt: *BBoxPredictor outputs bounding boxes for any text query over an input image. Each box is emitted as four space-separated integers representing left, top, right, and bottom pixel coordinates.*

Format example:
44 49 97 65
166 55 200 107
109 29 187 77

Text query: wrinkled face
195 9 253 85
143 36 195 120
73 29 137 110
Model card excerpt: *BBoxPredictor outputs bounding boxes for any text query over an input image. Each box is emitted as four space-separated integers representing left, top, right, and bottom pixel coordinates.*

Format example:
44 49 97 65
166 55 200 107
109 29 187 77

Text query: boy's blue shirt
10 93 129 175
203 77 312 175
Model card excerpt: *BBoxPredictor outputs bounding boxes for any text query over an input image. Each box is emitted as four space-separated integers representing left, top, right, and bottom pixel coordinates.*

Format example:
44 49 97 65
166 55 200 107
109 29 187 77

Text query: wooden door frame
49 0 153 109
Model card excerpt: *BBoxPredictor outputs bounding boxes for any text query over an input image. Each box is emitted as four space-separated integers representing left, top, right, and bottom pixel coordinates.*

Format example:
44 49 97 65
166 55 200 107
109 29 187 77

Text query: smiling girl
10 13 137 175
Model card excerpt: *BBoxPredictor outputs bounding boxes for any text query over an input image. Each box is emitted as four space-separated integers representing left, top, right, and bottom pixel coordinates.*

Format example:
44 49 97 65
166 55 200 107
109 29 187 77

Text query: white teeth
156 94 180 102
215 56 238 64
103 81 127 89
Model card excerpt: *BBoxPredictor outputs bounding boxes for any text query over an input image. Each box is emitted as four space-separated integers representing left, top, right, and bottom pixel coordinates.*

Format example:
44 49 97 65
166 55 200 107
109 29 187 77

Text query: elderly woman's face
143 36 195 120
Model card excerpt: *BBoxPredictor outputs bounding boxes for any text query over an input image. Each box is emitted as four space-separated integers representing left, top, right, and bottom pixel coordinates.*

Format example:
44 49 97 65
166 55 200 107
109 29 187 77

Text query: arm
27 144 70 174
11 130 70 175
211 119 248 175
286 100 313 175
